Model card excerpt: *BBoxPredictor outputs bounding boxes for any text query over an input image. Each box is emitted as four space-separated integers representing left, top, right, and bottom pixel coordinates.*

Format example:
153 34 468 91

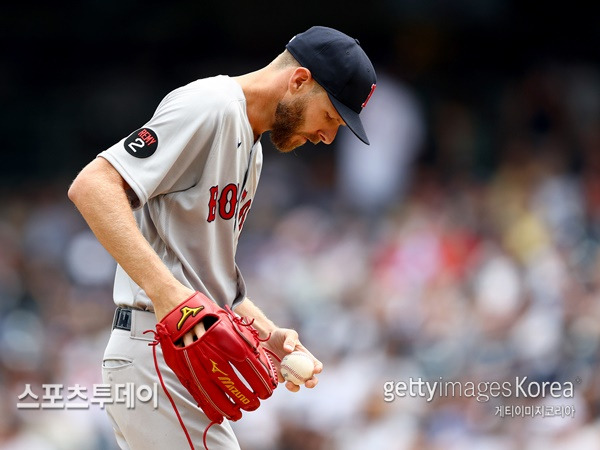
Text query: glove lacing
144 328 217 450
226 306 281 371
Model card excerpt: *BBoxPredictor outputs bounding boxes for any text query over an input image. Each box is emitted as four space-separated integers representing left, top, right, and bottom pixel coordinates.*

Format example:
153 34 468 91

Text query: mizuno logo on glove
177 306 204 330
210 360 250 405
211 360 228 376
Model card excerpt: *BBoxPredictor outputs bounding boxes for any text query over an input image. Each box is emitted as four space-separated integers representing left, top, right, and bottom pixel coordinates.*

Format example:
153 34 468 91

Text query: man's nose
319 126 339 145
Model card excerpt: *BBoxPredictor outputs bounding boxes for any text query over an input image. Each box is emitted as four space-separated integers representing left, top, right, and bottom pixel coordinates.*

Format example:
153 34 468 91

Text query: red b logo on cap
361 84 376 109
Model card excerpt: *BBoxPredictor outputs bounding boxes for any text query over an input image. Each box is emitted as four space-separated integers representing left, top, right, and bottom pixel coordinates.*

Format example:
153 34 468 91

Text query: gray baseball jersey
99 75 262 310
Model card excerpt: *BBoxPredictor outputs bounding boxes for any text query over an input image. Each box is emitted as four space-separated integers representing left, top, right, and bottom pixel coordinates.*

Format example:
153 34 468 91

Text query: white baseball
280 351 314 385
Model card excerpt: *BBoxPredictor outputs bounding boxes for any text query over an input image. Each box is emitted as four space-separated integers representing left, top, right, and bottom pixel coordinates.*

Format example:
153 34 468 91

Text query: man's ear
288 67 312 93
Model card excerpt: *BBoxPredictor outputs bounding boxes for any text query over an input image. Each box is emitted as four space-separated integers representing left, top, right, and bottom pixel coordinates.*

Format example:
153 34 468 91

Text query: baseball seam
280 354 313 383
280 363 308 383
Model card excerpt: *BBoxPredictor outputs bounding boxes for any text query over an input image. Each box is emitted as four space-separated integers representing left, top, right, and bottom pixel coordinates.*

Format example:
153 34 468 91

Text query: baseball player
68 26 376 449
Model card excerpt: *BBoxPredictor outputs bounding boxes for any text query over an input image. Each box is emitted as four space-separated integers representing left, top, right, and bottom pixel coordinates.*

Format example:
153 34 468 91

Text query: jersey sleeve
98 80 225 208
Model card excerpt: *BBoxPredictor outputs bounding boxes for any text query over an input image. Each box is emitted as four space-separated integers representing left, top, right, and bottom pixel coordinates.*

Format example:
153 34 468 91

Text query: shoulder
162 76 244 116
145 76 245 133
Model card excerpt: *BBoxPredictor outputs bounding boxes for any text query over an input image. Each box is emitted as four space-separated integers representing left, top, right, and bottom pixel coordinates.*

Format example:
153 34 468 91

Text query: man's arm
69 157 322 391
68 157 194 319
235 297 323 392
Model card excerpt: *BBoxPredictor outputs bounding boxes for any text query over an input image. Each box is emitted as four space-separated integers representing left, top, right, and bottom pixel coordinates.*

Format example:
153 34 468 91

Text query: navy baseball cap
286 26 377 145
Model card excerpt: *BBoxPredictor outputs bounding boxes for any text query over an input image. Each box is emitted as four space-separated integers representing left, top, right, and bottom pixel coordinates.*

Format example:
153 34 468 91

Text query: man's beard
270 96 307 152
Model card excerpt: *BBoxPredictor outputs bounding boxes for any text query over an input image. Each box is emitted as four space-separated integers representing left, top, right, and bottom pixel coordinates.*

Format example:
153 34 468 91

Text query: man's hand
262 327 323 392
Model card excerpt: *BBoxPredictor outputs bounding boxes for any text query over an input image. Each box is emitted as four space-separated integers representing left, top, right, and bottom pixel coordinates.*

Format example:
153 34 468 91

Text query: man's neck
233 67 292 141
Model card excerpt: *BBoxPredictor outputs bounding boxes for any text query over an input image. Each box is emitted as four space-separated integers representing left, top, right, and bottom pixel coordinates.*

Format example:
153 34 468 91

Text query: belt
112 306 133 331
112 307 157 340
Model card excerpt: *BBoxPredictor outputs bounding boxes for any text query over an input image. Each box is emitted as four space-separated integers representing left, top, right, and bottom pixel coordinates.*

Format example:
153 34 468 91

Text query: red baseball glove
148 292 278 429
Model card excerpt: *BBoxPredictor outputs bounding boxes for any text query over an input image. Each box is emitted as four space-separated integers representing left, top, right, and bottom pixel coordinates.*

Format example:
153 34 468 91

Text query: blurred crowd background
2 1 600 449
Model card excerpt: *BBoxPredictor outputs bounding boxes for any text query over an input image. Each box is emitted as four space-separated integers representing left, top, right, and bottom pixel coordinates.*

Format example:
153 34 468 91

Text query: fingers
295 342 323 374
282 329 299 353
304 374 319 389
285 381 300 392
282 331 323 373
283 374 319 392
182 321 206 347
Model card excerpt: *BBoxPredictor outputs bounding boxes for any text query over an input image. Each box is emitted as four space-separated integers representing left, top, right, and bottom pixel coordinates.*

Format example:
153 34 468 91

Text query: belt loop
131 309 158 341
112 307 157 340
